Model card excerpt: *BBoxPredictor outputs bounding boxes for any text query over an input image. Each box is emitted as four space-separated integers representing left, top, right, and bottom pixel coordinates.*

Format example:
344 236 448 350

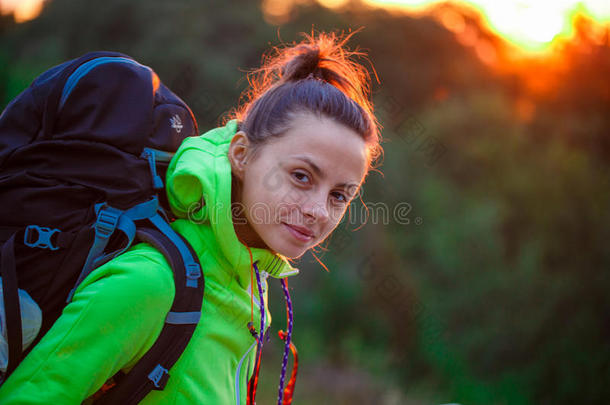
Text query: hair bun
229 30 381 168
233 31 378 140
282 46 321 82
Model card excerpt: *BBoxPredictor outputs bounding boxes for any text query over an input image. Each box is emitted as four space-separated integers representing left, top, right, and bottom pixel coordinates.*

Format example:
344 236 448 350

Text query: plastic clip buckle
148 364 170 390
95 207 121 238
186 263 201 288
24 225 60 250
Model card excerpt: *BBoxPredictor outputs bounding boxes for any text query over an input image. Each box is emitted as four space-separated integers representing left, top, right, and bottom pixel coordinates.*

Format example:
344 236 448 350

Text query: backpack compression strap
94 216 204 404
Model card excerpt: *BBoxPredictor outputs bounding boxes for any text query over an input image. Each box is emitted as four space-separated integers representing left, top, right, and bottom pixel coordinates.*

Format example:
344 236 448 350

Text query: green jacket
0 120 298 404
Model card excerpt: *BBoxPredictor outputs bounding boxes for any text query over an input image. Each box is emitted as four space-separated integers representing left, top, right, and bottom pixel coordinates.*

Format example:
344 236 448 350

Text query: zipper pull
247 321 258 339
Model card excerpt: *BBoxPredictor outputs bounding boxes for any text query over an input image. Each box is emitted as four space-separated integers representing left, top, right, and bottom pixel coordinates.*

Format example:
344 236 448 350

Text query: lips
282 222 315 242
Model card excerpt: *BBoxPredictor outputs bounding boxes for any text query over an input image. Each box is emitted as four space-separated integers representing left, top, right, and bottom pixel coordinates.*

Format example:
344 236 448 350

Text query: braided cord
247 262 266 404
277 278 294 405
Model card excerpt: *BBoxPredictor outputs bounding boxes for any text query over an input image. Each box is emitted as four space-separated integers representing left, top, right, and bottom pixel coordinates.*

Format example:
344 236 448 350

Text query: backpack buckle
186 263 201 288
95 206 122 238
24 225 60 250
148 364 170 390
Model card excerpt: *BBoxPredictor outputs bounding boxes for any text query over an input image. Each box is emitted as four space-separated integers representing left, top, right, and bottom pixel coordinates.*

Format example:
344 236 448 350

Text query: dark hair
229 31 382 169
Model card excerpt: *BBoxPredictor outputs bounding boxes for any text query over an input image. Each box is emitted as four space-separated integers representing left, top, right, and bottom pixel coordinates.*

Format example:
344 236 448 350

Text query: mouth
282 222 315 243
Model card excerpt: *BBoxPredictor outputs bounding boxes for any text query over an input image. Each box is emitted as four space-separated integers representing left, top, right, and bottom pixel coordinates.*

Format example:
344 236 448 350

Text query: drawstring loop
244 256 298 405
278 278 297 405
247 262 266 404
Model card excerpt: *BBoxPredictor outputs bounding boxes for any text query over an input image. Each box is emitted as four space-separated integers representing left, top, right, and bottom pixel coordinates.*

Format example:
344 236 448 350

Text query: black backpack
0 51 205 404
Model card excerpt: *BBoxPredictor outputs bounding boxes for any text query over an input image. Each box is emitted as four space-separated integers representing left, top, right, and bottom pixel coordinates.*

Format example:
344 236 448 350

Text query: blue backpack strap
41 51 131 140
67 197 161 302
147 214 202 289
141 148 175 190
94 222 204 404
58 56 147 111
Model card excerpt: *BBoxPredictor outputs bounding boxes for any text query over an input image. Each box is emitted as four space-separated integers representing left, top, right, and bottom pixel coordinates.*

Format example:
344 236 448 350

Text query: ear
228 131 251 180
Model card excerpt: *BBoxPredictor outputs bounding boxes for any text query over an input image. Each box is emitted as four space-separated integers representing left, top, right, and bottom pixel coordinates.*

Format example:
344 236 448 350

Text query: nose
301 197 329 224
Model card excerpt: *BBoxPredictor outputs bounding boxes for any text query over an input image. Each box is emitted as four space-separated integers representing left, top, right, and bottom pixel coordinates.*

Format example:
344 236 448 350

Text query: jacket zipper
235 340 257 405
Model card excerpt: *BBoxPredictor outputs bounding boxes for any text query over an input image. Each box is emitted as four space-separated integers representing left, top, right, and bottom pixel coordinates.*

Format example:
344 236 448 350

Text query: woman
0 31 381 404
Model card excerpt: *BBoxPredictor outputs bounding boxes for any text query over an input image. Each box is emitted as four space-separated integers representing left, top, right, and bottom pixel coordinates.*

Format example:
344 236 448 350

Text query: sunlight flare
364 0 610 52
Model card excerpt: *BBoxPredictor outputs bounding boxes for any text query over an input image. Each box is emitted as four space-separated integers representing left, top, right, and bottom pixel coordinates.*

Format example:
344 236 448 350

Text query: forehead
268 113 368 184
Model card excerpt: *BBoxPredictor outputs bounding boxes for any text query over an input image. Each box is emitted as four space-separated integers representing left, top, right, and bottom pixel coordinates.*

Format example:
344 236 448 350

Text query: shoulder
79 242 176 305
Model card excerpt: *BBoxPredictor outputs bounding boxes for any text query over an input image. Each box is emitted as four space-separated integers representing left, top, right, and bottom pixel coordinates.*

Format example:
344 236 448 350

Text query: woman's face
230 111 368 259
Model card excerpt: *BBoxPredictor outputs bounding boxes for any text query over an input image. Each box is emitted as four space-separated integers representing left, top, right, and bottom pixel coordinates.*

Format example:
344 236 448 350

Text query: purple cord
277 278 293 405
249 262 265 405
251 264 294 405
253 262 266 347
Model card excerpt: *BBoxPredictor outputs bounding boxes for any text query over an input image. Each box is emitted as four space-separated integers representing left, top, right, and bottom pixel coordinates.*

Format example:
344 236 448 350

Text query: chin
254 223 313 259
270 240 309 260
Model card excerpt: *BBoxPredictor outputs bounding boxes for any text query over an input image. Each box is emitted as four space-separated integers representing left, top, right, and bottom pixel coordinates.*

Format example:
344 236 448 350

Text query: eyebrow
292 155 360 195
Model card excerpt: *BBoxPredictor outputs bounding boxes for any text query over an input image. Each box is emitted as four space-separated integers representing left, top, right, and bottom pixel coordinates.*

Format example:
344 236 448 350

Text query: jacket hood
165 119 298 281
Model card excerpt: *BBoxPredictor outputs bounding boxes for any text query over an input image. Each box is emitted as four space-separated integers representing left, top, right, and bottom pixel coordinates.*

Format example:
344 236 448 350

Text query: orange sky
260 0 610 55
360 0 610 53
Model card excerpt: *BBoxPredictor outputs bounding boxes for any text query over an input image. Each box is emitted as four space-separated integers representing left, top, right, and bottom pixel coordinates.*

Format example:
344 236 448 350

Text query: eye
292 171 311 184
331 191 348 203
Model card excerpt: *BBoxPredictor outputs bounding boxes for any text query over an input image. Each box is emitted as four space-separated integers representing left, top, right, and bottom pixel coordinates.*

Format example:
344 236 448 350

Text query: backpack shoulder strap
94 214 204 404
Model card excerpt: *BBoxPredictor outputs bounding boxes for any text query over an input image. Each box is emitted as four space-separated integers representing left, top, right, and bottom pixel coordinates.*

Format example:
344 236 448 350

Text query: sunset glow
0 0 44 23
363 0 610 53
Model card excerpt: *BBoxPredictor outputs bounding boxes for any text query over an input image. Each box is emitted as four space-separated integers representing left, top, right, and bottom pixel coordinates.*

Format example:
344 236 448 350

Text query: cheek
274 199 294 218
240 175 267 224
330 204 349 223
242 162 276 203
319 206 348 237
241 176 291 225
258 162 288 196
